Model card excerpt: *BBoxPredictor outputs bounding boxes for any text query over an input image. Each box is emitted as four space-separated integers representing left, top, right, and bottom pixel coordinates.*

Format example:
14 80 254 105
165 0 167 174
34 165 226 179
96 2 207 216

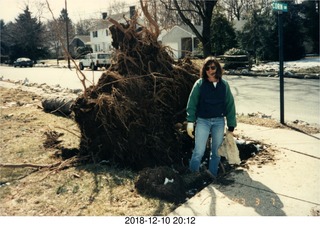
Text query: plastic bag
218 132 241 165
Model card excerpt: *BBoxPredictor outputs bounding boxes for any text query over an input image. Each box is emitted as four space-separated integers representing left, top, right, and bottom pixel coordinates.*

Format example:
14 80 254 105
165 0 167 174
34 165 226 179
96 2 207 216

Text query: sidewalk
169 123 320 216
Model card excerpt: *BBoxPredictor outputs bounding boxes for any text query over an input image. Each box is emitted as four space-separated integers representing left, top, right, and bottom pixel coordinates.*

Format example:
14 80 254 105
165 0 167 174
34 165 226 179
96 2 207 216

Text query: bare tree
139 0 181 30
44 8 75 61
32 1 47 21
222 0 250 20
159 0 218 57
75 19 95 35
107 1 128 14
45 20 61 59
222 0 282 21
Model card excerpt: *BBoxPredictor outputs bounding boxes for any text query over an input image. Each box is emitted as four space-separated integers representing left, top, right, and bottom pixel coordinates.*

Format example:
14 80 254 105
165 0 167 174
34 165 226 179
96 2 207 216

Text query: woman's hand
187 122 194 138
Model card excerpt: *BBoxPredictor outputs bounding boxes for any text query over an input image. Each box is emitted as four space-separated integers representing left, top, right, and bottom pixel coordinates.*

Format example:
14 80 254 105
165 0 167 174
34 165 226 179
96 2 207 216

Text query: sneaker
202 169 217 182
199 164 208 172
216 178 235 185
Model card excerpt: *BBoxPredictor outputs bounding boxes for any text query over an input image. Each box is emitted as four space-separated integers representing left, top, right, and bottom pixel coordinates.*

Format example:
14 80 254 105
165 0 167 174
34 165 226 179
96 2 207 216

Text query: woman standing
186 56 237 178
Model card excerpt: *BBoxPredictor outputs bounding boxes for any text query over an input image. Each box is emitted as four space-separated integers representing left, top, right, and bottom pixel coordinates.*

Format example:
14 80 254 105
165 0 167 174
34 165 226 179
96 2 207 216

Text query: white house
89 7 137 53
89 18 114 52
89 9 202 60
161 25 202 59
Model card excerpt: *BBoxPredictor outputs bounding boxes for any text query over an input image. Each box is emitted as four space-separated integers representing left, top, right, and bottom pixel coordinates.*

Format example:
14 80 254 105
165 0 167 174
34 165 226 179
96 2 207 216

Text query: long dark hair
200 56 223 80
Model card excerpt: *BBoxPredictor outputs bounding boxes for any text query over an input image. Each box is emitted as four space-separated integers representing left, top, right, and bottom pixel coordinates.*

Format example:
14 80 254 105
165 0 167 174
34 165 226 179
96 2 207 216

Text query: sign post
272 1 288 124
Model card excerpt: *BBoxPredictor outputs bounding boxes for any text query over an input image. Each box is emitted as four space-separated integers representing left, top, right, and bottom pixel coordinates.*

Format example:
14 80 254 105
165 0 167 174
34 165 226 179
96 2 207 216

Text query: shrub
223 48 250 69
224 48 249 56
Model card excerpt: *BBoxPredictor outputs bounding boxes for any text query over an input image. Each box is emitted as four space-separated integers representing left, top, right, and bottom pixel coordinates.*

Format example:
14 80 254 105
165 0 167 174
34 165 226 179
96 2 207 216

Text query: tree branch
140 0 160 38
173 0 203 42
0 162 61 169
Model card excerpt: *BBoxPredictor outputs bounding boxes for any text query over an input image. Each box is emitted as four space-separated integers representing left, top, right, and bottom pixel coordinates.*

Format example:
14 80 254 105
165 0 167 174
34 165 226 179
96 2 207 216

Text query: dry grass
237 114 320 135
0 87 175 216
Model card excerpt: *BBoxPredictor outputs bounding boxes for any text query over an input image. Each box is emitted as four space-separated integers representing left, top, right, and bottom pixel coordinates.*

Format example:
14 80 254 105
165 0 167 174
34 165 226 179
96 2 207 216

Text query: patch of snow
252 56 319 71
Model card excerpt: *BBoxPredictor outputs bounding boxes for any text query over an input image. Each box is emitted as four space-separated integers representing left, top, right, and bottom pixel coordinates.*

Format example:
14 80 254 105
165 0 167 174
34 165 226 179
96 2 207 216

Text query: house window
93 31 98 38
181 37 192 58
106 29 109 36
193 38 200 49
95 45 99 52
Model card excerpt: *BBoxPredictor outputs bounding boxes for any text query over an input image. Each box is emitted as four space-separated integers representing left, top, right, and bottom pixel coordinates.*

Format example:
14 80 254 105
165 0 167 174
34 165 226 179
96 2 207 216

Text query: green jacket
186 78 237 128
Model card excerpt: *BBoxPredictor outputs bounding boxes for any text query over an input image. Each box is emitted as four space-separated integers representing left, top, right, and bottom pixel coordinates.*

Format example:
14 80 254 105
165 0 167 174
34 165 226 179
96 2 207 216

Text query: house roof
161 24 202 40
158 29 169 41
69 35 91 46
175 24 202 36
72 35 91 43
89 11 130 31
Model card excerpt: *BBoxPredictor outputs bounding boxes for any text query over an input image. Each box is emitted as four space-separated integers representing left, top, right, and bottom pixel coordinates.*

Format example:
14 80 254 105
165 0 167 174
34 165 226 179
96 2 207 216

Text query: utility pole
65 0 70 69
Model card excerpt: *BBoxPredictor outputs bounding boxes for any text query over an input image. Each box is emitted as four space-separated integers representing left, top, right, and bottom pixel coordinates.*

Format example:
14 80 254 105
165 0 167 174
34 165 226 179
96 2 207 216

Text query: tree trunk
172 0 217 58
202 1 217 57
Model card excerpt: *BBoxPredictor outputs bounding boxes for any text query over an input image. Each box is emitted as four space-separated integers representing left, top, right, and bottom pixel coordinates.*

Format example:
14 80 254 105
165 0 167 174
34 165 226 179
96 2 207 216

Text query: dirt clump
135 166 186 204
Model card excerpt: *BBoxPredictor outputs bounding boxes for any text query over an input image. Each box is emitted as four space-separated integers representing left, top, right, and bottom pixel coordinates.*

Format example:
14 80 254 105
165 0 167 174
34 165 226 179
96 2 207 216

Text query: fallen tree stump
72 14 199 171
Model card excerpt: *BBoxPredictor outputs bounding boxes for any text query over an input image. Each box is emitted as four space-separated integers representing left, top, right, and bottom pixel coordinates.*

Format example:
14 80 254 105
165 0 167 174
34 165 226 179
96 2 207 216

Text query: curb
225 71 319 79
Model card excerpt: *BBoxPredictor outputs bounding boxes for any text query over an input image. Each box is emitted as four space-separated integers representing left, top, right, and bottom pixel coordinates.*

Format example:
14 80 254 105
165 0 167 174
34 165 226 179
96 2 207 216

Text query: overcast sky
0 0 138 23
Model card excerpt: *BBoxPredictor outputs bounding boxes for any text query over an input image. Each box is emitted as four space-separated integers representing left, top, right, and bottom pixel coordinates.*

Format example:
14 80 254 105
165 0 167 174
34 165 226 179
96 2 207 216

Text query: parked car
13 57 34 67
79 52 112 70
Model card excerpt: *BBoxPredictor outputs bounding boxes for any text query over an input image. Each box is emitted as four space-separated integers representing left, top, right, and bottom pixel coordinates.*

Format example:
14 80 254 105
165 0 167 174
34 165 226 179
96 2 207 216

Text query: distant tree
0 20 8 54
238 8 277 61
45 20 62 59
45 8 75 59
57 8 75 56
75 19 94 35
159 0 218 57
281 2 305 60
0 20 11 62
5 6 49 62
238 1 305 61
211 10 237 55
108 1 127 15
220 0 275 22
300 0 319 54
222 0 253 20
137 0 182 30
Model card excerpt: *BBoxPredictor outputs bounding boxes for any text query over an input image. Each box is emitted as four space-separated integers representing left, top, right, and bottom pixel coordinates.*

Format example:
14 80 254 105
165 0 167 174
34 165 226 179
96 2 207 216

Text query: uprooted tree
72 6 200 172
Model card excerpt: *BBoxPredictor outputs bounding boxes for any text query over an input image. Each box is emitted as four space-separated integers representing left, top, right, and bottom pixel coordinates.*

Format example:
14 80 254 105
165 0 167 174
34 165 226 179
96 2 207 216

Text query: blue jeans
189 117 225 176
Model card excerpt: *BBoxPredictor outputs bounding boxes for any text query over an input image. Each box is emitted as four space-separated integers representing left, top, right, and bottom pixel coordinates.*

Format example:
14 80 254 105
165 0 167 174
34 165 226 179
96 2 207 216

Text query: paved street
225 75 319 126
0 66 99 90
0 65 319 126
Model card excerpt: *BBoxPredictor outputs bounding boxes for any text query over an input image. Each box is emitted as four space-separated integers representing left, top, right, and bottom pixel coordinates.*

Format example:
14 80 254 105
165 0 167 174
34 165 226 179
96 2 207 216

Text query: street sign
273 1 288 124
272 2 288 12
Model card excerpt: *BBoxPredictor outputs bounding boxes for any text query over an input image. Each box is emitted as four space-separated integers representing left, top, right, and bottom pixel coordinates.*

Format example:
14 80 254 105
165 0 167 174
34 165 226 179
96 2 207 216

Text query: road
0 65 100 90
0 65 319 126
225 75 319 126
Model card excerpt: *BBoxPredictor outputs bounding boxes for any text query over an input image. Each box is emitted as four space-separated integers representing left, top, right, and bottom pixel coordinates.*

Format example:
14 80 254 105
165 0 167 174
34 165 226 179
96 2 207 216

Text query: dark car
13 58 34 67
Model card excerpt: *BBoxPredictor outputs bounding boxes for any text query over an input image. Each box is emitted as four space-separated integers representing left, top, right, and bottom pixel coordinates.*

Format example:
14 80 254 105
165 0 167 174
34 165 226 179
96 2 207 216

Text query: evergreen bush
223 48 250 69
